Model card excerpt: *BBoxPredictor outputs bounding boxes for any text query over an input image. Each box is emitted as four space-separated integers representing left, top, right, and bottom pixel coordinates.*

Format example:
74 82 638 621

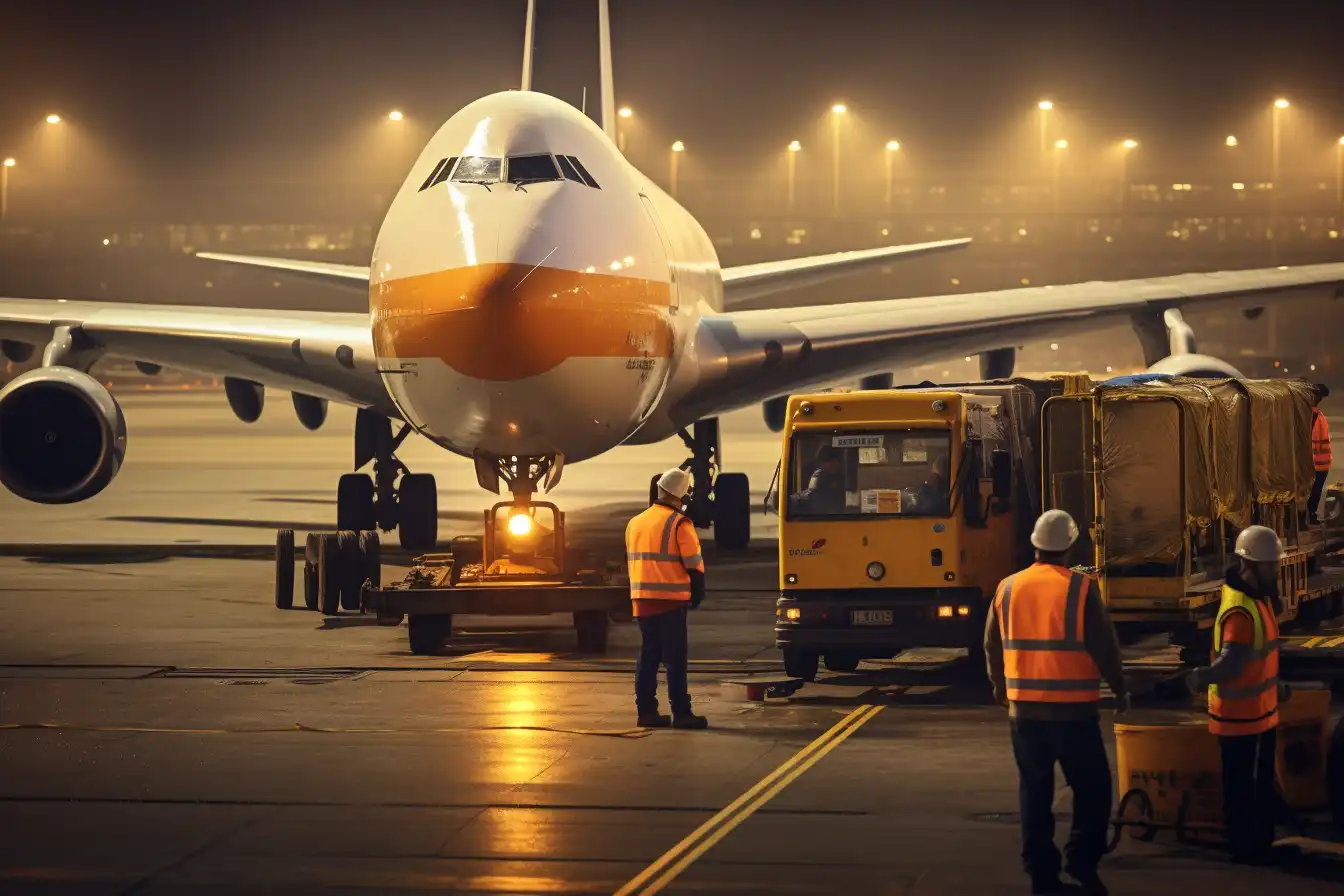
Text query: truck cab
774 388 1023 680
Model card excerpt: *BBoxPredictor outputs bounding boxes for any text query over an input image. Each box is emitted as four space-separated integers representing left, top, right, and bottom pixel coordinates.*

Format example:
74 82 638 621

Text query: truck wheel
574 610 609 654
337 473 376 531
302 562 319 610
713 472 751 550
408 614 452 656
783 649 818 681
823 653 860 673
398 473 438 552
317 534 342 616
274 529 295 609
337 530 363 611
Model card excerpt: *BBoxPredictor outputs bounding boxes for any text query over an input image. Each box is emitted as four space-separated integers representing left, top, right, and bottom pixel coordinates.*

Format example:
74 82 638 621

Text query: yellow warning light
507 513 533 537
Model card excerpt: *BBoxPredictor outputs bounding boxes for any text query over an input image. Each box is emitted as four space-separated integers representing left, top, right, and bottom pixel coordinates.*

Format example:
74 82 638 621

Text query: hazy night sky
2 0 1342 179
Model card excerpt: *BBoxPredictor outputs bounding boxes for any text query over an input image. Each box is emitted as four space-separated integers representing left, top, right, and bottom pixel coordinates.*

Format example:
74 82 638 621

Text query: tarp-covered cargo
1240 379 1316 505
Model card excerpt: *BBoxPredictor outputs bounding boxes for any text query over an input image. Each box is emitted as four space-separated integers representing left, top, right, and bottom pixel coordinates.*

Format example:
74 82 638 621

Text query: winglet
598 0 616 142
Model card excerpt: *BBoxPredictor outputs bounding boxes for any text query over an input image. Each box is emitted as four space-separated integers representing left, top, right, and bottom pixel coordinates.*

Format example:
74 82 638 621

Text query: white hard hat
657 467 692 500
1031 509 1079 552
1234 525 1282 563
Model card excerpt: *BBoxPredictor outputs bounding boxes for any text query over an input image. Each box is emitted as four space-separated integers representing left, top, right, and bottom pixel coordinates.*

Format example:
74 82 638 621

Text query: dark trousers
1308 470 1328 520
636 608 690 715
1010 718 1113 879
1218 727 1278 862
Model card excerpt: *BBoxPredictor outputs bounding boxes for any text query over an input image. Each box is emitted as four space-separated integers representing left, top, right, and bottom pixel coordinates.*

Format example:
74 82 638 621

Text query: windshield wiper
456 180 494 191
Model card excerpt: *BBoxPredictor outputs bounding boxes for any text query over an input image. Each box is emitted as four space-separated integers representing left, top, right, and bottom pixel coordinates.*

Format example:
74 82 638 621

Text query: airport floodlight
388 109 404 121
831 103 847 115
618 106 633 118
671 140 684 152
1338 136 1344 146
45 114 61 125
788 140 801 152
1122 139 1138 150
1225 135 1238 147
1054 139 1068 150
1038 100 1053 111
886 140 901 151
1274 98 1290 109
2 158 14 167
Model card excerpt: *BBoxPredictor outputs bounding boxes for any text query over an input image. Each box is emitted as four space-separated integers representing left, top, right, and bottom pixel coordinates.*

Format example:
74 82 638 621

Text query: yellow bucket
1114 715 1223 838
1276 684 1332 810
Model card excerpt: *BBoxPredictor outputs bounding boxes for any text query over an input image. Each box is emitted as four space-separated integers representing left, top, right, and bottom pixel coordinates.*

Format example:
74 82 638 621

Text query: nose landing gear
652 418 752 550
336 409 438 552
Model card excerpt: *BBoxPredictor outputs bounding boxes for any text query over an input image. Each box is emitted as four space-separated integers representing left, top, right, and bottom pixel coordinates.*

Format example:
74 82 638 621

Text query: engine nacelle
1145 353 1245 379
763 395 787 433
0 367 127 504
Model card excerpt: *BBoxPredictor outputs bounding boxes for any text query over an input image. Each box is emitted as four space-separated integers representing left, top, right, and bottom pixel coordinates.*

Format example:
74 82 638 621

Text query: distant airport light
1226 135 1239 147
1122 139 1138 150
1054 139 1068 149
102 238 110 246
1338 136 1344 146
788 140 801 152
618 107 633 119
886 140 901 151
1038 100 1053 111
671 140 684 152
831 103 847 115
1233 182 1246 190
45 114 61 125
2 158 13 167
1274 98 1290 109
1311 364 1318 371
387 109 403 121
1050 343 1059 351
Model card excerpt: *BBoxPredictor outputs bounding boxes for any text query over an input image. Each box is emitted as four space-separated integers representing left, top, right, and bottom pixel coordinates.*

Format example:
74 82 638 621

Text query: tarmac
2 392 1343 894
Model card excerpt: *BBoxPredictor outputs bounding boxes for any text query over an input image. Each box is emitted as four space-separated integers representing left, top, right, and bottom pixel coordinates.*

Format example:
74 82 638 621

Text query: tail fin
597 0 616 141
521 0 536 90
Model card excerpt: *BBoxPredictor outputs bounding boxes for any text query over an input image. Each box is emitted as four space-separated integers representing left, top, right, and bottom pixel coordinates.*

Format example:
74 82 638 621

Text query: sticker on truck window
860 489 903 514
858 446 887 465
833 435 883 449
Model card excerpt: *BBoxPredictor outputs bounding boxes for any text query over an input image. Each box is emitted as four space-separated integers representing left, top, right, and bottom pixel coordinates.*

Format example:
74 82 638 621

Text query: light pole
830 103 846 217
1119 139 1138 211
1271 98 1289 263
1037 100 1053 154
387 109 403 121
884 140 901 209
669 140 683 199
617 106 633 155
1053 139 1068 216
1 158 13 223
786 140 801 211
1336 136 1343 209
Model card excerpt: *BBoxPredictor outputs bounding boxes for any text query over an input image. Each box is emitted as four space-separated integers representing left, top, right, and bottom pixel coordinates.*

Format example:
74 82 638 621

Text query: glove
1278 682 1292 702
690 593 703 610
1113 692 1132 716
992 685 1008 708
1185 670 1206 694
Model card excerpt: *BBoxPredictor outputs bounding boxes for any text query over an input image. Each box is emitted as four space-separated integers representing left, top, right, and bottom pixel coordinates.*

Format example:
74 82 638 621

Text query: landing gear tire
783 648 819 682
713 472 751 550
408 614 452 656
337 473 376 531
823 652 860 673
274 529 295 609
398 473 438 552
574 610 610 654
317 534 342 616
302 562 319 610
337 530 362 611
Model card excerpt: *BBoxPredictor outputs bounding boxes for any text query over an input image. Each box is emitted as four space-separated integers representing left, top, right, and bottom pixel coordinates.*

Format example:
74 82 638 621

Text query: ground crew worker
1308 384 1332 525
1186 525 1290 865
984 509 1130 896
625 468 709 730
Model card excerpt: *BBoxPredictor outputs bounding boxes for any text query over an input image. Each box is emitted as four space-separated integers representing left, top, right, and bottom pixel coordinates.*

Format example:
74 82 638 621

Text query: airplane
1 0 1342 556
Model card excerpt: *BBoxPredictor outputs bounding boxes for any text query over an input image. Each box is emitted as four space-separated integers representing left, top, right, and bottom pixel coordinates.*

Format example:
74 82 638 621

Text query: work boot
1029 874 1062 895
672 712 709 730
637 711 671 728
1064 866 1107 896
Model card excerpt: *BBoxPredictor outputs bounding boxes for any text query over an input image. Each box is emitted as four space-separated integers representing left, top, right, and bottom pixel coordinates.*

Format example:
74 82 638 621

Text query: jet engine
0 367 127 504
1139 308 1243 379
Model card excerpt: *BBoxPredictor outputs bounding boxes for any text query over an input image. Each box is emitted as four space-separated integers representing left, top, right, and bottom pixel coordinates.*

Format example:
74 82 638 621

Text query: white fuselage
370 91 720 464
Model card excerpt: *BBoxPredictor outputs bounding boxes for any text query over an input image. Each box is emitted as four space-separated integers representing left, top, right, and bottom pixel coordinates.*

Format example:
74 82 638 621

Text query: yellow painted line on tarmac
0 721 651 739
1323 635 1344 648
614 703 884 896
1300 636 1329 648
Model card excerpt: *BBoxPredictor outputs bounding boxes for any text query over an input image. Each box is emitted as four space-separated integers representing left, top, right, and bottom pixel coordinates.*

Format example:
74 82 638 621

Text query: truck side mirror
991 450 1013 503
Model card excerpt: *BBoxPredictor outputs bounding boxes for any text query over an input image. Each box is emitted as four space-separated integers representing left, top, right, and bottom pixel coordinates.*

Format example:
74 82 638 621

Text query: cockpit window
451 156 503 183
419 156 458 191
565 155 601 189
506 154 561 184
555 155 584 183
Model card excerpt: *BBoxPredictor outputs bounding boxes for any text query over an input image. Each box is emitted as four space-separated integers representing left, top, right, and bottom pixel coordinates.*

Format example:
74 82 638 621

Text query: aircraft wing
196 252 371 282
720 238 971 305
0 299 397 416
675 262 1344 421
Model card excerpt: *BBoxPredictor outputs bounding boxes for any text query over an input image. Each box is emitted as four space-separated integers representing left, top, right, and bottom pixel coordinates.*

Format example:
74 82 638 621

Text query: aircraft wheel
337 530 363 611
713 472 751 550
273 529 295 609
337 473 376 531
317 534 343 616
302 562 319 610
398 473 438 552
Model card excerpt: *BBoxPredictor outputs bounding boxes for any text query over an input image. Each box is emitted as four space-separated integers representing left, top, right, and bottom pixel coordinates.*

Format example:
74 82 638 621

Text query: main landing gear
336 409 438 552
648 417 752 550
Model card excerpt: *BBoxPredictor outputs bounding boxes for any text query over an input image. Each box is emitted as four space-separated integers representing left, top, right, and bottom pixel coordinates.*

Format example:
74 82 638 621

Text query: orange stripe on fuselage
370 263 673 382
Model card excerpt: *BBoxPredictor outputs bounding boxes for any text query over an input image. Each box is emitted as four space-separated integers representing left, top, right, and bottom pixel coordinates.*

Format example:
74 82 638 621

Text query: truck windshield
787 429 953 519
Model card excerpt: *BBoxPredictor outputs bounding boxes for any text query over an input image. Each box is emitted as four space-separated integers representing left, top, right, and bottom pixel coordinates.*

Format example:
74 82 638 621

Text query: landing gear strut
337 410 438 552
654 418 752 550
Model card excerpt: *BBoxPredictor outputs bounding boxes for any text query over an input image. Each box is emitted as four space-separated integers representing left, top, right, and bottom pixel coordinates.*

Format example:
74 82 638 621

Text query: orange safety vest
625 503 703 604
1312 409 1333 472
995 563 1101 703
1207 586 1280 737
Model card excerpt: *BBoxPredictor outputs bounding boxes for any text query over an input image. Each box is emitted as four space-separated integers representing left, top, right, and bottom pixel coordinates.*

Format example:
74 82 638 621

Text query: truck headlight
866 562 885 581
507 513 533 537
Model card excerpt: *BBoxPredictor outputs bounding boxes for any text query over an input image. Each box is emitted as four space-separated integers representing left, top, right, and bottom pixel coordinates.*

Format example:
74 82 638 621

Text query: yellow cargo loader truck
772 375 1344 680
